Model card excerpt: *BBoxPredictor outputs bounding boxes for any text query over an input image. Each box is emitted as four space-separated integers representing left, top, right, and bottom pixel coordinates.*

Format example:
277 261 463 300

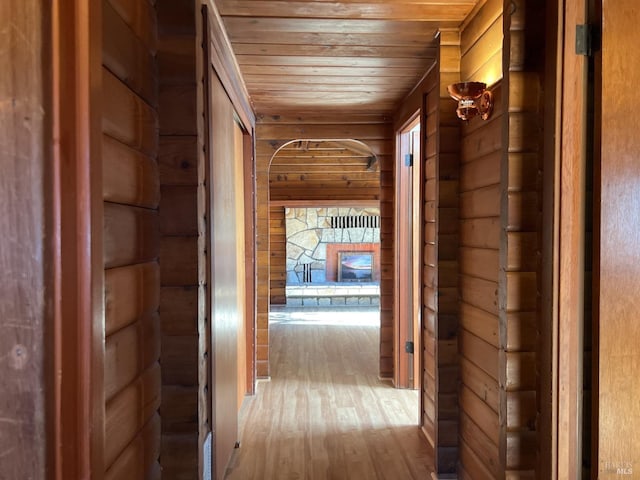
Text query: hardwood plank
103 0 157 106
507 191 539 232
233 43 437 58
460 357 500 414
108 0 157 52
460 275 499 316
159 236 198 286
160 386 199 433
459 439 495 480
257 123 390 141
460 150 501 193
506 431 536 470
460 16 502 84
218 2 474 21
460 184 501 219
460 247 499 283
157 35 196 85
105 414 162 480
459 328 499 381
105 364 161 468
460 115 502 161
460 302 499 349
158 136 198 186
506 232 538 272
160 434 198 478
226 310 433 479
159 84 197 135
161 335 199 386
459 385 500 447
505 352 536 392
105 262 160 336
0 2 51 476
104 314 161 402
506 271 537 312
103 202 159 269
160 286 198 336
460 0 503 56
223 17 447 35
460 218 501 249
506 312 537 352
459 411 500 478
103 135 160 208
507 390 536 431
159 185 198 236
102 67 158 157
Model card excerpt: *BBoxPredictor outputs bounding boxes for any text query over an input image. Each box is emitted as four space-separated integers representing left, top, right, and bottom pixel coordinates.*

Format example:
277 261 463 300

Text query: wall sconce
447 82 493 121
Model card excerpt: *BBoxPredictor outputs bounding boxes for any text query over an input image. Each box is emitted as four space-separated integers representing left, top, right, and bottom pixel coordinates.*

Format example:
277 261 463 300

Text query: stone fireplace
285 206 380 285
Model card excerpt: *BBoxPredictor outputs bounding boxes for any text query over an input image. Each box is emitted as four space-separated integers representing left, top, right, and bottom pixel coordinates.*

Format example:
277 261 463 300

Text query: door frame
394 113 423 390
51 0 104 478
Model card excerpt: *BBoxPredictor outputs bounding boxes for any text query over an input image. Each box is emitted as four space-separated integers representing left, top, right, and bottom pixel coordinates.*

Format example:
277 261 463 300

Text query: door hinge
576 24 601 56
405 341 414 354
404 153 413 167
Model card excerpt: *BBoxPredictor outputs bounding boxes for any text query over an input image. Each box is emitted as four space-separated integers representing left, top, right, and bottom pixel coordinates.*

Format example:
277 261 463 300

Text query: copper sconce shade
447 81 493 121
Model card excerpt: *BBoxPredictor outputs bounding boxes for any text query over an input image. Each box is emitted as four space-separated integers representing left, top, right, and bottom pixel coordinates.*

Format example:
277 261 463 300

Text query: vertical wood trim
199 6 213 476
201 0 254 130
52 0 104 478
499 2 510 474
596 0 640 475
541 0 561 477
1 2 51 478
234 121 247 410
244 131 257 395
557 0 588 478
395 122 412 388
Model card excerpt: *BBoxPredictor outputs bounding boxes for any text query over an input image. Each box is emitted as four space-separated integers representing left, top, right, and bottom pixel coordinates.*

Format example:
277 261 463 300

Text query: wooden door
395 117 421 389
208 57 243 480
596 0 640 475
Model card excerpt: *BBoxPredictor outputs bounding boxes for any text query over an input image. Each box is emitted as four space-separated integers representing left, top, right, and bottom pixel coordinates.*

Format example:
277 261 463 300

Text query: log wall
102 0 162 477
434 30 464 474
156 0 201 477
395 37 461 474
270 205 287 304
256 114 394 378
503 0 542 476
456 0 503 477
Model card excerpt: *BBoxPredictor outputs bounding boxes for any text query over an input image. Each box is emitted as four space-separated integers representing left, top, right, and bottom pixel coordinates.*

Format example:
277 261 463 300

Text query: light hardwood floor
225 308 434 479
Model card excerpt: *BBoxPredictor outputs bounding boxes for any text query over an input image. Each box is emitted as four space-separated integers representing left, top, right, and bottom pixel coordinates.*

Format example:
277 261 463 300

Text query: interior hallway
226 307 432 479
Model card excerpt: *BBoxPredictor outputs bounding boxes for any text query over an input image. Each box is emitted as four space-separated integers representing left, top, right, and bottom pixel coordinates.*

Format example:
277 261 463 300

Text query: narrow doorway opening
395 115 422 392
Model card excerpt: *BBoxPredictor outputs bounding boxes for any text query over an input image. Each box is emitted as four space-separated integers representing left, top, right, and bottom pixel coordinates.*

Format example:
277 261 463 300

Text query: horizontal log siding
435 30 462 474
504 0 542 476
157 0 200 477
269 206 286 304
256 114 392 378
457 0 503 477
102 0 161 477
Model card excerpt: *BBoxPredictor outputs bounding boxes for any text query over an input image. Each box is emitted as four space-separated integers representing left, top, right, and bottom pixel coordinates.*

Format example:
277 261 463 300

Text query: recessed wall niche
285 206 380 284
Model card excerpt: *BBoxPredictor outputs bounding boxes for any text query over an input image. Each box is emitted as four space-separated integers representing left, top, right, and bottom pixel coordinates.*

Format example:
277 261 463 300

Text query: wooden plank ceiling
270 139 380 201
215 0 480 115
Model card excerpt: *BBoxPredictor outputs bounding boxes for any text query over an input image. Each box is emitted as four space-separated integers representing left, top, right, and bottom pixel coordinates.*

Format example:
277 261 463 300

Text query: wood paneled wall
256 114 394 378
596 0 640 476
434 30 462 474
395 35 462 474
102 0 162 477
156 0 201 477
270 205 286 304
0 2 50 477
456 1 503 477
503 0 542 476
